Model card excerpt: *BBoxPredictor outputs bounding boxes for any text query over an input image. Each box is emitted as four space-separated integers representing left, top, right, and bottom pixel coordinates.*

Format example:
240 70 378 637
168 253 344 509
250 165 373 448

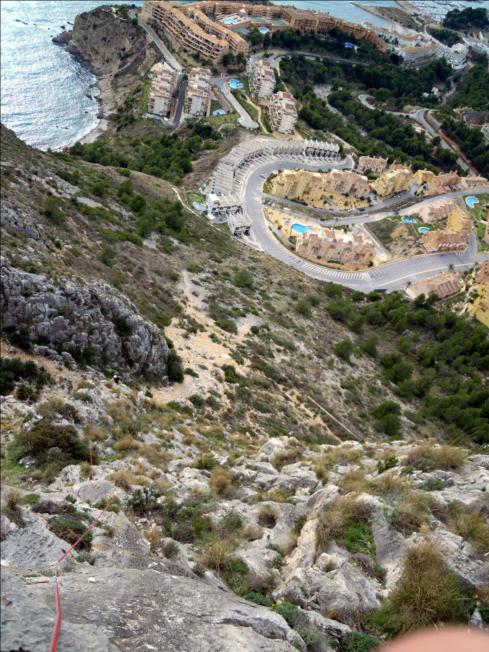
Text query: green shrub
98 245 116 267
222 364 241 384
0 358 50 397
126 487 162 515
273 602 302 628
334 339 354 362
244 591 272 607
372 401 401 437
234 269 253 289
374 542 471 635
49 516 92 550
167 349 184 383
10 418 90 470
339 632 381 652
42 196 65 224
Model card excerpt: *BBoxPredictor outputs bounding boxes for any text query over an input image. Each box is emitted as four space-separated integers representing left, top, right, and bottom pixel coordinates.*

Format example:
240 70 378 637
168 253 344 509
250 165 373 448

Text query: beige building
371 168 413 197
267 169 369 207
142 1 249 62
249 59 276 100
421 230 468 253
268 91 298 134
357 156 387 176
446 206 472 235
427 171 460 194
413 169 435 186
295 228 375 268
406 272 462 300
423 199 458 224
185 68 211 117
148 62 177 117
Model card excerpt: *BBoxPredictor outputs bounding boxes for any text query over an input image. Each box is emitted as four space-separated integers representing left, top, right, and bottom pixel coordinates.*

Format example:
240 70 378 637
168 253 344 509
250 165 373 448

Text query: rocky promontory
53 6 159 118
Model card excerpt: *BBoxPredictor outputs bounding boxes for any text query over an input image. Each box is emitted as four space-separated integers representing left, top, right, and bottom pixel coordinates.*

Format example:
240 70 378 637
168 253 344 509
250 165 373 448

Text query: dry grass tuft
209 468 236 497
316 496 372 554
257 504 277 528
405 444 467 471
378 541 468 634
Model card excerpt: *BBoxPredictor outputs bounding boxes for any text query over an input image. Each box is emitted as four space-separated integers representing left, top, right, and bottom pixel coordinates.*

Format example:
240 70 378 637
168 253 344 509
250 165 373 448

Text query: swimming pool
258 26 269 34
465 196 479 209
402 216 417 224
193 202 206 212
229 79 243 90
212 108 226 116
418 226 430 234
291 223 309 234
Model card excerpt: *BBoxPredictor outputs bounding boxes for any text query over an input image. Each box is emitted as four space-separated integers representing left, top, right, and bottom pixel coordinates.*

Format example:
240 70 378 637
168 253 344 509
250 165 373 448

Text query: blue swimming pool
258 26 269 34
291 223 309 234
418 226 430 234
465 196 479 209
229 79 243 90
402 216 417 224
212 108 226 116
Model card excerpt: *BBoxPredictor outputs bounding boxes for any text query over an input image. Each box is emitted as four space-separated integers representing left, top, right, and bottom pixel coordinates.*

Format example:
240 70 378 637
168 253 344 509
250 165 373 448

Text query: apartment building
422 199 458 224
295 228 375 268
406 273 462 300
427 171 460 194
249 59 276 100
421 231 468 254
447 207 472 235
324 170 370 200
142 1 248 62
357 156 387 176
268 91 297 134
371 168 413 197
148 62 177 117
185 68 212 117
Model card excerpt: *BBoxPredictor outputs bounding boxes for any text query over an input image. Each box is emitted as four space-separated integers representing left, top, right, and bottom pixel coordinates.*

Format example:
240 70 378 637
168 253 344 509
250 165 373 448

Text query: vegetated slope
1 118 489 652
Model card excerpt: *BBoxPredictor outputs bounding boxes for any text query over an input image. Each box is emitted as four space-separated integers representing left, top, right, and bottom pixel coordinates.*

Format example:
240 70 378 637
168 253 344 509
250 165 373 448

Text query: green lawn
140 79 151 114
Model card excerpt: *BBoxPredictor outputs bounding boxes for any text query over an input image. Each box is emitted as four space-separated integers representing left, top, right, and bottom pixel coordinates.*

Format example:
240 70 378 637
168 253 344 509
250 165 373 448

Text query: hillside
1 6 489 651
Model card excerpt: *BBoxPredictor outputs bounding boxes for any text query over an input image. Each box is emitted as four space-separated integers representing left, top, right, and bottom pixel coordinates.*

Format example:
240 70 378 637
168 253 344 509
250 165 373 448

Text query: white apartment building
268 91 297 134
148 62 177 117
249 58 276 100
185 67 212 117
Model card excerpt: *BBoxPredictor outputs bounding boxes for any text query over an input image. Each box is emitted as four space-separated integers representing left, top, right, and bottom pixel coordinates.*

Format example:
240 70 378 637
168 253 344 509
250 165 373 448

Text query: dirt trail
151 271 256 405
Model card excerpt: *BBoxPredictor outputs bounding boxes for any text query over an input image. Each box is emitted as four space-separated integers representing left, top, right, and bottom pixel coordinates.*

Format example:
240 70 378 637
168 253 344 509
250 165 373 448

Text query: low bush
126 486 161 515
334 339 354 362
257 504 277 528
374 542 472 635
167 349 184 383
49 516 92 550
339 632 381 652
10 418 90 473
316 496 373 555
233 269 254 289
0 357 50 399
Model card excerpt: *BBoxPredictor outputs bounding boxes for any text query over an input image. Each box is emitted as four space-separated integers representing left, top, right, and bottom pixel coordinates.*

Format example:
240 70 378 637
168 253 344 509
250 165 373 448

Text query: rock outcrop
0 259 168 379
53 6 159 116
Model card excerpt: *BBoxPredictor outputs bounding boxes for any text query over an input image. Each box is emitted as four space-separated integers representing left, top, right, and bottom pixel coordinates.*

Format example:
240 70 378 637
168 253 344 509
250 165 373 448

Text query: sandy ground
151 271 258 405
80 118 109 145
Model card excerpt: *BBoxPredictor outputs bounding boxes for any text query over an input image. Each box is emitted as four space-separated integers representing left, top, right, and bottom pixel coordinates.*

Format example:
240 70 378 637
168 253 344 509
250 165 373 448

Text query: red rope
50 502 111 652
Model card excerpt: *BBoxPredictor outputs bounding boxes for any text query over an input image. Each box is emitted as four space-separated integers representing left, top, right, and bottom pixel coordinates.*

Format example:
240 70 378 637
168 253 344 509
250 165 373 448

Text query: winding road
241 159 489 291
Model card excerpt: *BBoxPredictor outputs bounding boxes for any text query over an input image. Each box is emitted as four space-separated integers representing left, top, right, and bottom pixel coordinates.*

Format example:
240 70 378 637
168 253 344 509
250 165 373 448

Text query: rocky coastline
52 5 159 142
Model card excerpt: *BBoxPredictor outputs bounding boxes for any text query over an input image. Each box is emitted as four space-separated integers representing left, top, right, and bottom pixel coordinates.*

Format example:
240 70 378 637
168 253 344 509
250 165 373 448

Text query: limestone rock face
2 566 304 652
0 259 168 379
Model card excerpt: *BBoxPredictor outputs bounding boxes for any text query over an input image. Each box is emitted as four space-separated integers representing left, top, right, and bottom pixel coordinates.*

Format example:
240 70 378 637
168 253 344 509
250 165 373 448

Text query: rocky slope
1 259 168 379
1 23 489 651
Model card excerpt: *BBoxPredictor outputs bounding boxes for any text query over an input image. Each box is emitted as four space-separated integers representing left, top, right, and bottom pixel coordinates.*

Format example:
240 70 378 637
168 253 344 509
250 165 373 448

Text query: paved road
241 160 489 291
357 94 470 173
212 77 259 130
263 186 489 227
139 20 182 71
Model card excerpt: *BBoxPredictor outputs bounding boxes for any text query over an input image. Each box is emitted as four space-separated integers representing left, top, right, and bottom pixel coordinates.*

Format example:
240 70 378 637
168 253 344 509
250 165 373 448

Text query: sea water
0 0 142 151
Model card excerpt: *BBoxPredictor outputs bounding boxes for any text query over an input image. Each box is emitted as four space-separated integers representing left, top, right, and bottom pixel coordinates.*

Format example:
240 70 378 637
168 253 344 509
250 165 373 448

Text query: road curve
242 160 489 292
